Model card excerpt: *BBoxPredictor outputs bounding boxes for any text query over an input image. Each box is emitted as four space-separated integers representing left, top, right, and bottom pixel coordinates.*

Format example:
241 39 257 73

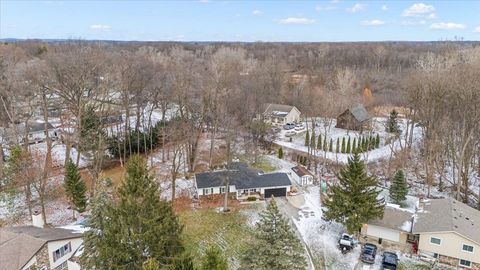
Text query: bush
247 196 257 201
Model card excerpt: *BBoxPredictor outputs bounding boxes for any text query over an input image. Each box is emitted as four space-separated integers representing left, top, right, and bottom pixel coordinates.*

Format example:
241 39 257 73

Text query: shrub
247 196 257 201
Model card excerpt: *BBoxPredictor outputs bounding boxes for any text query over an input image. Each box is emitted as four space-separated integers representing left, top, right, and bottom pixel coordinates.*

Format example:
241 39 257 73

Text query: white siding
47 238 83 269
367 225 400 242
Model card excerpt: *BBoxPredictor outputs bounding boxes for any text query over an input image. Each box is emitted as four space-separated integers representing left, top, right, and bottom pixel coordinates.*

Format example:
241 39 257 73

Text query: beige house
413 198 480 269
260 103 301 125
0 213 83 270
361 205 414 252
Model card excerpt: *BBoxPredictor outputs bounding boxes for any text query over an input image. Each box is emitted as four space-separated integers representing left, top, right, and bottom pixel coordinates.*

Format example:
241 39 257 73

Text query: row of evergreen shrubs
305 131 381 154
107 120 170 158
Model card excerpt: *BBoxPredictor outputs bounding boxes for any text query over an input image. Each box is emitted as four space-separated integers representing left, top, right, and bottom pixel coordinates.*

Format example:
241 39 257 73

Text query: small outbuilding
291 165 314 186
335 104 370 131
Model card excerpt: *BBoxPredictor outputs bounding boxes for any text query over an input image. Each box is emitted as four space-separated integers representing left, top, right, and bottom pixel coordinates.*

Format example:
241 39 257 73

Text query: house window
58 261 68 270
203 188 210 195
462 244 474 253
249 189 256 192
52 242 72 262
430 237 441 245
459 259 471 268
433 253 438 258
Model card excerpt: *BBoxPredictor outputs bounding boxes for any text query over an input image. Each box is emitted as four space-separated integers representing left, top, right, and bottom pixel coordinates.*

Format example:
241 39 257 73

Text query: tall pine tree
341 137 346 153
375 134 380 148
310 129 316 150
329 138 333 152
346 137 351 154
336 138 340 153
304 130 310 146
387 110 400 133
202 246 228 270
82 155 184 269
64 159 87 218
317 134 322 149
389 170 408 205
324 153 384 234
241 198 307 270
352 138 357 154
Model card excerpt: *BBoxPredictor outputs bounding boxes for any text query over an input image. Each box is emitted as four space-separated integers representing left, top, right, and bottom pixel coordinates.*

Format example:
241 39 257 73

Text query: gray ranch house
194 163 292 200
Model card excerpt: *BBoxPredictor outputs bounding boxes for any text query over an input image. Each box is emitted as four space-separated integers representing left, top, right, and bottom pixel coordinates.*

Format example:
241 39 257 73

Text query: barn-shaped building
335 104 370 131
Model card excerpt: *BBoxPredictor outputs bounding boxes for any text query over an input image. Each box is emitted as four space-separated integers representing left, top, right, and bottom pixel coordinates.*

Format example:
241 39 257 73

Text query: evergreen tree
82 155 184 269
241 198 307 270
336 138 340 153
323 153 384 234
304 130 309 146
142 258 161 270
278 147 284 159
64 160 87 217
329 138 333 152
346 137 351 154
317 134 322 149
352 138 357 154
341 137 346 153
375 134 380 148
387 110 400 133
357 136 362 149
323 136 328 151
389 170 408 205
310 130 316 150
202 246 228 270
169 255 196 270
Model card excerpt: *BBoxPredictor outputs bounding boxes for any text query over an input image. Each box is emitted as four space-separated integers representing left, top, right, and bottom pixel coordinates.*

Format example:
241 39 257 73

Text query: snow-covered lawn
275 117 422 164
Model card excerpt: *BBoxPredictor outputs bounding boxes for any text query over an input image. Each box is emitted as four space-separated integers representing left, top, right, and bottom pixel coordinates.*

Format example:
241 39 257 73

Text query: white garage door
367 225 400 242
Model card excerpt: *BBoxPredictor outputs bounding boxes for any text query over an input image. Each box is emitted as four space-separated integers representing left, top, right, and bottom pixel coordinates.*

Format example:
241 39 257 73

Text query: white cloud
381 5 388 11
347 3 365 13
90 24 111 30
252 10 263 15
278 17 315 24
430 22 466 30
475 26 480 33
401 20 426 26
402 3 436 19
316 5 336 11
330 0 340 3
361 19 385 26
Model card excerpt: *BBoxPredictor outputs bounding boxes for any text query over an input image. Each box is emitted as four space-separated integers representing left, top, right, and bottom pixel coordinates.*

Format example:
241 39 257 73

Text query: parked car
338 233 356 254
381 252 399 270
361 243 377 264
285 131 296 137
294 126 305 131
283 123 295 130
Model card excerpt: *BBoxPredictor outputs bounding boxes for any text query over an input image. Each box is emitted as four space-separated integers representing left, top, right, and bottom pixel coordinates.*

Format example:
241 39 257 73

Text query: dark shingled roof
291 166 313 177
349 104 370 123
0 226 82 270
195 163 291 189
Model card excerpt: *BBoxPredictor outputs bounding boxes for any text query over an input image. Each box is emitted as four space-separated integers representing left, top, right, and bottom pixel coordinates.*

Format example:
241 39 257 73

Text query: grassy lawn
179 207 256 268
251 157 278 172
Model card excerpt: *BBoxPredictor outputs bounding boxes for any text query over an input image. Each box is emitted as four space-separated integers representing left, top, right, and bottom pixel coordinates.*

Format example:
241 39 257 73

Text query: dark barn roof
195 163 291 190
291 166 313 177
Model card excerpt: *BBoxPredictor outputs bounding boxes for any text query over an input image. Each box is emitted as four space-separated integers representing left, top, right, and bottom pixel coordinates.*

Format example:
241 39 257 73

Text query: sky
1 0 480 42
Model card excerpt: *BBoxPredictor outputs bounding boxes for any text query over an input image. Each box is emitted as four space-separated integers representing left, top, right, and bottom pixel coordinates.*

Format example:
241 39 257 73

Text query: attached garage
264 187 287 198
367 225 400 242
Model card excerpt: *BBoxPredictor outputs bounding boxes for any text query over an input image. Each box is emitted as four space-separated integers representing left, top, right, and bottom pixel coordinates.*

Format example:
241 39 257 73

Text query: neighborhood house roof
0 226 82 270
263 103 297 117
291 166 313 177
1 122 55 136
368 205 414 232
348 104 370 123
195 163 292 190
413 198 480 245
